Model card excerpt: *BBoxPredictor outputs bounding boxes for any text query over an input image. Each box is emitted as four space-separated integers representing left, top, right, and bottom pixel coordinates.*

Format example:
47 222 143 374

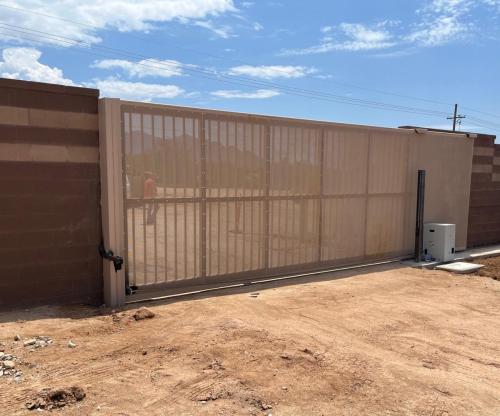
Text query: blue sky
0 0 499 138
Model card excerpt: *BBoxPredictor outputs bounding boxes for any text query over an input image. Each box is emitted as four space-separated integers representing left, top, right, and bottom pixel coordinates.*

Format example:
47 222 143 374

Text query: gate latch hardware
99 243 124 272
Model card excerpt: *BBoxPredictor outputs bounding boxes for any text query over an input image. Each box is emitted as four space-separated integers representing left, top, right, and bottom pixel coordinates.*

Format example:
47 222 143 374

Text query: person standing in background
143 171 158 225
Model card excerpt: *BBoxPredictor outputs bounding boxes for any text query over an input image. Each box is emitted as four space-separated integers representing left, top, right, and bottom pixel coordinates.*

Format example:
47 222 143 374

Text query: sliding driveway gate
107 100 473 295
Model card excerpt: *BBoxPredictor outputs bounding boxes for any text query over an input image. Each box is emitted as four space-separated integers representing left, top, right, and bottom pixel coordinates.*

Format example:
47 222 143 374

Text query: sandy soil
474 255 500 281
0 263 499 415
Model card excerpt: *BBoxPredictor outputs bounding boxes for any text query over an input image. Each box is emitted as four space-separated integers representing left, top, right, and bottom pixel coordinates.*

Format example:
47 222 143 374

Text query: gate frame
99 98 474 305
99 98 126 306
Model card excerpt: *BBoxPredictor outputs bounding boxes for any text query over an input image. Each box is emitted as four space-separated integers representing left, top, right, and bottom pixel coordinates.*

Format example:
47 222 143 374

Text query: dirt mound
26 386 85 411
474 256 500 280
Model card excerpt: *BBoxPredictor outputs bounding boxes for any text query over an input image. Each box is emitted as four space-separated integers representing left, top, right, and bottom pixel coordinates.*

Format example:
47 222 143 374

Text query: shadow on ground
0 262 405 324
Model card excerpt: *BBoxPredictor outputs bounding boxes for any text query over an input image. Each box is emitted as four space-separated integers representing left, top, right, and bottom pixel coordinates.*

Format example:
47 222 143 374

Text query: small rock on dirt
26 386 86 411
3 360 15 369
1 354 22 380
133 307 155 321
23 336 53 350
24 339 36 347
14 334 21 341
67 340 77 348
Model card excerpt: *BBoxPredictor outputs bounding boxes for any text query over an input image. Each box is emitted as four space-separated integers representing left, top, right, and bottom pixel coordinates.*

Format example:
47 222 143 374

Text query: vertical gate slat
162 115 168 282
217 120 221 275
152 115 158 283
140 113 147 284
263 123 271 270
318 128 325 262
182 117 188 279
362 133 372 258
121 111 130 288
173 117 178 280
127 112 136 285
193 117 198 277
200 113 207 277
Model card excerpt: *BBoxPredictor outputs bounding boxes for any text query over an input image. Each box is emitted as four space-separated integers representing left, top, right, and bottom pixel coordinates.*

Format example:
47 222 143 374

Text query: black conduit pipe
414 170 426 262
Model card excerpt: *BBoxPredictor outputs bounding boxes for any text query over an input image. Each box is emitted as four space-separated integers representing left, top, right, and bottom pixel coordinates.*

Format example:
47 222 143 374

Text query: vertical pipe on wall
414 169 426 262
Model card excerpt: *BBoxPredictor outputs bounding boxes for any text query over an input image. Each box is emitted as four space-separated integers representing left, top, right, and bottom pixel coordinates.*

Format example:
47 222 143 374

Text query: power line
461 106 499 120
0 22 449 116
467 115 500 129
0 23 455 118
466 117 500 132
1 1 498 120
0 7 498 128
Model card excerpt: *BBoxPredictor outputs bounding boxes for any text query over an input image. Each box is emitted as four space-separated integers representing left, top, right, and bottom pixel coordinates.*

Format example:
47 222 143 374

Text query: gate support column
99 98 126 307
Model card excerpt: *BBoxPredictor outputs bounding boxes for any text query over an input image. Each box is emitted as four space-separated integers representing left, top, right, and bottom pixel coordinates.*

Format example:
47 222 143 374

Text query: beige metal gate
120 101 473 291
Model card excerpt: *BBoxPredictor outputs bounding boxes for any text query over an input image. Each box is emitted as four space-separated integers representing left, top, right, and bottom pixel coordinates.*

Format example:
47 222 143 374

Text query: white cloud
193 20 234 38
91 78 185 101
228 65 316 79
253 22 264 31
406 15 469 46
482 0 500 8
280 1 499 56
281 22 395 55
337 22 395 49
211 89 280 99
315 74 334 80
405 0 500 46
0 47 75 85
92 58 184 78
0 0 236 46
406 0 472 46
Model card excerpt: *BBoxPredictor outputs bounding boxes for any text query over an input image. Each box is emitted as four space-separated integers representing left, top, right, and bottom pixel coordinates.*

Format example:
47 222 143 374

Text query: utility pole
447 104 466 132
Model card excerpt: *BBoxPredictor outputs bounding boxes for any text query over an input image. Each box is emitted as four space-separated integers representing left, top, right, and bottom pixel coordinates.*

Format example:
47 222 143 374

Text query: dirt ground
1 262 499 415
474 256 500 280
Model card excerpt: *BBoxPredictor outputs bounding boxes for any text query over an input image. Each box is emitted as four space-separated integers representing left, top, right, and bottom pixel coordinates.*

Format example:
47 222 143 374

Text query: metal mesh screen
123 105 414 288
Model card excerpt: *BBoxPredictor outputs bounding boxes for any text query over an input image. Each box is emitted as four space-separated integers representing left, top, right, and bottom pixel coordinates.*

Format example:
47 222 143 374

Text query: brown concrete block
0 161 99 180
473 146 495 157
472 164 493 174
0 176 99 196
0 124 99 147
28 109 98 131
0 78 98 98
471 173 492 184
0 244 98 267
0 86 98 114
473 135 495 146
0 106 29 126
472 155 493 165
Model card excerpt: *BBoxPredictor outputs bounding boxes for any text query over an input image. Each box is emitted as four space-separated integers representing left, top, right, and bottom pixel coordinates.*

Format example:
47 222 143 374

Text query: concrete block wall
0 78 102 309
467 134 500 247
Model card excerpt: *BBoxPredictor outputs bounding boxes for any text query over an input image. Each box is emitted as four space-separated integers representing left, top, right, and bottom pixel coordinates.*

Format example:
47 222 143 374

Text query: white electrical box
423 223 456 262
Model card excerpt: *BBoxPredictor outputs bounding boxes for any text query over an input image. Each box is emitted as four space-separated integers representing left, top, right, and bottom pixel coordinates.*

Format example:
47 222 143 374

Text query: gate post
99 98 126 307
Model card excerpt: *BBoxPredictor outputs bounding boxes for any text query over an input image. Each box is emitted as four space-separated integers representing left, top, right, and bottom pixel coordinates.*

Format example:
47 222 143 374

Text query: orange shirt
143 178 157 198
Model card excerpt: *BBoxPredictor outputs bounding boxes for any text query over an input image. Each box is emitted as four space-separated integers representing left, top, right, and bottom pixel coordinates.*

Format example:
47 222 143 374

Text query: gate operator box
423 223 456 262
